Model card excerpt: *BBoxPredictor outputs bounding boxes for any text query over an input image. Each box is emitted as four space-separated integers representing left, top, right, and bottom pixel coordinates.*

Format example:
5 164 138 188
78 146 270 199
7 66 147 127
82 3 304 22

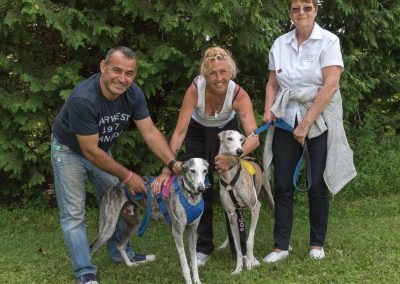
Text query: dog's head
218 130 245 157
182 158 209 193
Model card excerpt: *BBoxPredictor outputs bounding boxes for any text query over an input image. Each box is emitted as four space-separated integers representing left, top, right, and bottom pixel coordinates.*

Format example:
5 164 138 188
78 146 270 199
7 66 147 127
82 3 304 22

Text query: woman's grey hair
105 46 136 63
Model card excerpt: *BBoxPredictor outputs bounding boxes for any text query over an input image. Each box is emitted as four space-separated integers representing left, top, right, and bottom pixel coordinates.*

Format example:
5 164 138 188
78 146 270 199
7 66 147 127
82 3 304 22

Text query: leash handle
292 141 312 192
252 118 311 193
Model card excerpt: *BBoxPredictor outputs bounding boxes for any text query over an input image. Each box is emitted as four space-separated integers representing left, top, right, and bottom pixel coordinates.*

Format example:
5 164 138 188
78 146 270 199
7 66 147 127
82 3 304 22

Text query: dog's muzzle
197 184 206 193
236 148 244 156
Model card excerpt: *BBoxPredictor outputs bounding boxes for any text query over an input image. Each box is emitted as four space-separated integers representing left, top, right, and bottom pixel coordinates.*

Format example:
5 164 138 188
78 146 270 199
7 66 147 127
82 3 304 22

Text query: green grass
1 192 399 284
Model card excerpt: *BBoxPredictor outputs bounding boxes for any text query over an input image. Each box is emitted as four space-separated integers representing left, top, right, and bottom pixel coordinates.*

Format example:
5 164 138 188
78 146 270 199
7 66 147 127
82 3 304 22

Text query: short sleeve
268 43 276 71
128 85 150 121
321 35 344 71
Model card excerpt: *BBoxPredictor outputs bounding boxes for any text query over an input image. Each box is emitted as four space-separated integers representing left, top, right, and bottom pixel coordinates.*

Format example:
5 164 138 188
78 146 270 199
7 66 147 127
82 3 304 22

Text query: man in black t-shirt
51 46 181 284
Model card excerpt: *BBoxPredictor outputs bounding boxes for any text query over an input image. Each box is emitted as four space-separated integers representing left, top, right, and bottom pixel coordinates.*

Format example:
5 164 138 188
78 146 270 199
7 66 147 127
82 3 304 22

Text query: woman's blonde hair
199 46 238 79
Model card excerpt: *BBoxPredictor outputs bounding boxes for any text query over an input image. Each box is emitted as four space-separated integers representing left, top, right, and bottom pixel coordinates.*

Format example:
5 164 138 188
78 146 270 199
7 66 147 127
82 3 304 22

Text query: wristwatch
167 159 177 172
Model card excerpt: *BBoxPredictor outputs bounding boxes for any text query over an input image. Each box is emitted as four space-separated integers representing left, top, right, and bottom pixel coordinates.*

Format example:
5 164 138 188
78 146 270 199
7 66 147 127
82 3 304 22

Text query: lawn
1 192 399 284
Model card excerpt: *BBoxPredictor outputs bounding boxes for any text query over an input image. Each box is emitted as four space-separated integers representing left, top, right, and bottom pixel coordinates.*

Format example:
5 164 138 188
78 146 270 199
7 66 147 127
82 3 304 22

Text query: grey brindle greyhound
218 130 274 274
90 158 209 284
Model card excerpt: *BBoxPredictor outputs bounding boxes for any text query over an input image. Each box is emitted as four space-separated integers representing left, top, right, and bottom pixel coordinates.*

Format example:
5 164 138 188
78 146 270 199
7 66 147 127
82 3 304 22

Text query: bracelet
167 159 177 172
122 171 133 183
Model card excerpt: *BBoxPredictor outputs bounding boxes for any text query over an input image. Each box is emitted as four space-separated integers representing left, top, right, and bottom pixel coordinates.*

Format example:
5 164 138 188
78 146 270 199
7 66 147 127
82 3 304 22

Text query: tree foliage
0 0 399 205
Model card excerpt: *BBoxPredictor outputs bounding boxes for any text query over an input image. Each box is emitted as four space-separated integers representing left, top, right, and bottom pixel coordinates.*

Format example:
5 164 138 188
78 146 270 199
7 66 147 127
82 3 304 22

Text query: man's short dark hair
105 46 136 63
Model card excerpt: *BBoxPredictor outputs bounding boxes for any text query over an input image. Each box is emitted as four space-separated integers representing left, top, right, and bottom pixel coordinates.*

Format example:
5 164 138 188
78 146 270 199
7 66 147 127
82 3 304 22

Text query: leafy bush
0 1 398 206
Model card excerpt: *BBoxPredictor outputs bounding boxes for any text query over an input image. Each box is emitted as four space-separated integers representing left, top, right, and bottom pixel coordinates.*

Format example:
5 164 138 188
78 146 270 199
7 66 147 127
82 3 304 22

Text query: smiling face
99 51 137 101
289 0 318 30
205 59 232 95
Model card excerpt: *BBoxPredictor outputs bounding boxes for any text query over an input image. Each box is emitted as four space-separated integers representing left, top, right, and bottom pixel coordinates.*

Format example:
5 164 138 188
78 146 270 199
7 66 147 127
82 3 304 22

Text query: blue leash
123 178 154 237
251 118 311 192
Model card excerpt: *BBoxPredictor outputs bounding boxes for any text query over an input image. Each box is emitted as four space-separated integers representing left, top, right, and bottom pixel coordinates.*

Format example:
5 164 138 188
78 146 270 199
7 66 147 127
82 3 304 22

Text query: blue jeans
51 135 135 277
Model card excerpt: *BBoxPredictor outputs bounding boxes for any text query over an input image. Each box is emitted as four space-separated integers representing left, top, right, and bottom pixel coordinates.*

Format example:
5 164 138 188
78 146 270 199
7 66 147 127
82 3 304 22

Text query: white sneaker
243 255 260 267
309 247 325 259
196 252 211 266
263 250 289 263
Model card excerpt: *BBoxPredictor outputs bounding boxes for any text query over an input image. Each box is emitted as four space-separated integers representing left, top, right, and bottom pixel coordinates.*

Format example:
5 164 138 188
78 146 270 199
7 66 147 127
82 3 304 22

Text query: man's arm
76 133 147 194
134 116 182 173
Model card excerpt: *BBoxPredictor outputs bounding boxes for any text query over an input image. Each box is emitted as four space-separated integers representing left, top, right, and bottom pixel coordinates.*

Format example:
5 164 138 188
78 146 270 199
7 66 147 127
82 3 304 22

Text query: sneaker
309 247 325 259
196 252 211 266
243 255 260 267
77 273 99 284
129 252 156 264
263 250 289 263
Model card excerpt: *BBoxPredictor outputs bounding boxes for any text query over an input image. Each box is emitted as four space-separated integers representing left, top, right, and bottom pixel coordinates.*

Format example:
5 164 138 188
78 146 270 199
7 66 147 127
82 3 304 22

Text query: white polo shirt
268 22 344 127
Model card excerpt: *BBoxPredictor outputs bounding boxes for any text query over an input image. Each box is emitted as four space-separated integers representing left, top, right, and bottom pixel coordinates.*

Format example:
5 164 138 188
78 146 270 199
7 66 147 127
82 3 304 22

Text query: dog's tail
217 236 229 250
260 181 275 213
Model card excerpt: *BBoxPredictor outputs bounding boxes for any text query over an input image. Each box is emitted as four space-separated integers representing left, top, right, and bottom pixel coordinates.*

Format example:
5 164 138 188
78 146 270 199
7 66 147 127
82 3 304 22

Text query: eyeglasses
290 6 314 14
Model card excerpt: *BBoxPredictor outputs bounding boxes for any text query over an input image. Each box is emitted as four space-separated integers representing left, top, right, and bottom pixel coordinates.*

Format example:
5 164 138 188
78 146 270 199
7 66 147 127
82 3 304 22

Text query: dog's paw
231 265 243 275
217 237 229 250
126 261 139 267
246 260 254 271
244 255 260 271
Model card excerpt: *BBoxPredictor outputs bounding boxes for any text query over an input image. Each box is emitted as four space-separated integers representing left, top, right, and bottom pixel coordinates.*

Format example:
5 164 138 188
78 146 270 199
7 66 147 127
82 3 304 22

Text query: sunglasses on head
290 6 314 14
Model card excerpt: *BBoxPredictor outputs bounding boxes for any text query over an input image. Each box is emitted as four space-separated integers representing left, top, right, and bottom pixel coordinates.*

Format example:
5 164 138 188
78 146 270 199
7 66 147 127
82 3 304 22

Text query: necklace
211 93 225 118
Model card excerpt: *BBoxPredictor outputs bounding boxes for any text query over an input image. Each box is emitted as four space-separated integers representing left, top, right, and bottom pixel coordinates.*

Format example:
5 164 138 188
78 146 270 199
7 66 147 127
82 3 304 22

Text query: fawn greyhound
217 130 274 274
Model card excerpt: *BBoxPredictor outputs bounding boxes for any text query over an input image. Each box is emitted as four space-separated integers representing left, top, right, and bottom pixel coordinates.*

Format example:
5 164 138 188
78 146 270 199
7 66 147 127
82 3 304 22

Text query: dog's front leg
188 222 201 284
172 223 192 284
246 201 261 271
227 211 243 275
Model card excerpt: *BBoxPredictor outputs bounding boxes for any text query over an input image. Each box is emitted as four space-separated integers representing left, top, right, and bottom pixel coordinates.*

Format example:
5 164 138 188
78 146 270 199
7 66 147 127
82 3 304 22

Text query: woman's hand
262 109 276 123
150 167 171 195
293 121 311 145
215 154 235 172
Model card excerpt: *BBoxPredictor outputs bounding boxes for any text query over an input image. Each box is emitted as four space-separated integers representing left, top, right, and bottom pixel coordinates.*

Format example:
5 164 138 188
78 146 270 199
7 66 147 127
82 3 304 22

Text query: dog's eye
203 170 207 174
240 138 244 142
190 169 196 173
227 137 232 141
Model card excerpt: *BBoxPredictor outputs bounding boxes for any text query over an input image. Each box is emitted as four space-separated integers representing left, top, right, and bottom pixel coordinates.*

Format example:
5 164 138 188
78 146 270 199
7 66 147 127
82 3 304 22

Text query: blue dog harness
123 176 205 236
157 177 204 225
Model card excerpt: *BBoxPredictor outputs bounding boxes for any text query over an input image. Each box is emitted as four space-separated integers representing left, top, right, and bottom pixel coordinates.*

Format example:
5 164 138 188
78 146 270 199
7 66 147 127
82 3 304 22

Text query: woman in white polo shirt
262 0 356 263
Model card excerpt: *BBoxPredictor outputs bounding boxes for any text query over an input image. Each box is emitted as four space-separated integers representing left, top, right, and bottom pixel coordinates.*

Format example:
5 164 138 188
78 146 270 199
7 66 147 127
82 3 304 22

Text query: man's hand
125 172 147 195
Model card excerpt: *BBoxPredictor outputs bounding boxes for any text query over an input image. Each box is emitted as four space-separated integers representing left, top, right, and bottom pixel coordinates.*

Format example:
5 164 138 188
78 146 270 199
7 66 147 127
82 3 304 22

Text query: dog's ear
203 159 209 169
218 131 224 140
182 161 189 173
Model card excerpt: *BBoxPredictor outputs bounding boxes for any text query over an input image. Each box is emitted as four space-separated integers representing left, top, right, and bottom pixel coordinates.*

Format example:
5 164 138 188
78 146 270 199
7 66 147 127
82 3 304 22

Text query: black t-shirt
52 73 149 155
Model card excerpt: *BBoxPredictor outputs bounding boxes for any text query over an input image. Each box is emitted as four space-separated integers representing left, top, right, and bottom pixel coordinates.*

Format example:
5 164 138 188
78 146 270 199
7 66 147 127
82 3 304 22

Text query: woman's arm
151 83 198 193
232 87 260 156
215 86 260 171
294 65 342 145
169 84 198 155
262 70 279 123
